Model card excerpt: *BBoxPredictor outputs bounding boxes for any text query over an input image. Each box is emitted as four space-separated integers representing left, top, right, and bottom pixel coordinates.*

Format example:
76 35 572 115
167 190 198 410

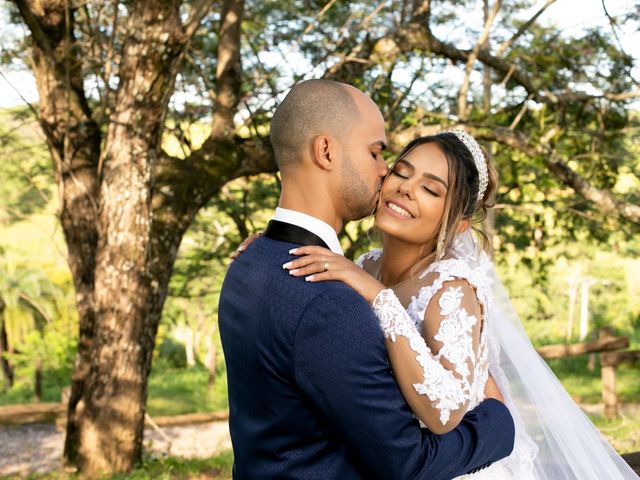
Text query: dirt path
0 421 232 477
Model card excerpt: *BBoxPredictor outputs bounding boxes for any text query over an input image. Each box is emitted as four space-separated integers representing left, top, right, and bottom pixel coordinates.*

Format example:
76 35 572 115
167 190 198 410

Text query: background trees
1 0 639 475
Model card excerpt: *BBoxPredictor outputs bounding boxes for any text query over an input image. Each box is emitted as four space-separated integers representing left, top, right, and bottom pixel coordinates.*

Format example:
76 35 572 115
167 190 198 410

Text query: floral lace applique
434 286 478 380
373 288 476 425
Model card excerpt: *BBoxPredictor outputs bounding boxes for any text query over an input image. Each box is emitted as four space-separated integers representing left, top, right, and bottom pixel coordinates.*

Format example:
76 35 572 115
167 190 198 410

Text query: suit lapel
263 220 330 249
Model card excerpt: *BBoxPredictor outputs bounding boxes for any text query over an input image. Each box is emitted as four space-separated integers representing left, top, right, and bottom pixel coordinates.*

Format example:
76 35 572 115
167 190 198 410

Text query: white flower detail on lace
434 289 478 380
438 286 463 315
372 288 472 425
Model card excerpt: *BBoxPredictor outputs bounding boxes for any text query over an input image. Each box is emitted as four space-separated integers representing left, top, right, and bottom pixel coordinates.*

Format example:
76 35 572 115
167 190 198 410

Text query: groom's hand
484 375 504 403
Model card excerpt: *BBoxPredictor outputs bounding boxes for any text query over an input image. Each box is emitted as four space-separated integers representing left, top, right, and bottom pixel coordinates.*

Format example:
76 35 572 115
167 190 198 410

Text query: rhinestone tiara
441 129 489 203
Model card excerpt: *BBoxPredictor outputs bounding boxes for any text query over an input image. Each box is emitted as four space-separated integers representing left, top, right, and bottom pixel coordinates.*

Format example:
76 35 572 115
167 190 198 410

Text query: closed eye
422 186 440 196
391 169 409 179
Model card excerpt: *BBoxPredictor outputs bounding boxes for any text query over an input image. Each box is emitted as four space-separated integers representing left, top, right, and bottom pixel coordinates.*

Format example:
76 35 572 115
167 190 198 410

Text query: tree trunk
14 0 244 474
185 326 196 368
0 299 14 389
34 357 43 402
205 330 217 390
71 1 187 474
12 0 101 465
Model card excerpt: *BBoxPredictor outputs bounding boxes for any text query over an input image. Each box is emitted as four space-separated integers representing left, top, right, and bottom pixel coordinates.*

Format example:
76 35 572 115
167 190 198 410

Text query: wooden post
579 280 590 340
566 278 577 340
599 328 618 419
601 362 618 419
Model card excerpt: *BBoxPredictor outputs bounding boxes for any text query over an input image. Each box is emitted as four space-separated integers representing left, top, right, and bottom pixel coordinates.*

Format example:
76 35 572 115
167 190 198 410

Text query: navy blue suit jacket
219 233 514 479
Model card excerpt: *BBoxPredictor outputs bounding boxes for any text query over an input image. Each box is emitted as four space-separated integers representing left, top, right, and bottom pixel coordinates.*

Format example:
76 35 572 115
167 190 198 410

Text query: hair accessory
442 129 488 203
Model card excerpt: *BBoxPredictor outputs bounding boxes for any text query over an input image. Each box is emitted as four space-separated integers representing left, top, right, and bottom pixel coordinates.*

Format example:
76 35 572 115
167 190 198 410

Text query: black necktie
263 220 330 250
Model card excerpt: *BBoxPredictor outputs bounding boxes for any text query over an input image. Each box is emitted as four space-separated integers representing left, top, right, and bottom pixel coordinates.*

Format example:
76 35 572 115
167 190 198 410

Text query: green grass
0 362 228 416
546 355 640 453
591 410 640 454
0 451 234 480
146 362 228 416
547 355 640 404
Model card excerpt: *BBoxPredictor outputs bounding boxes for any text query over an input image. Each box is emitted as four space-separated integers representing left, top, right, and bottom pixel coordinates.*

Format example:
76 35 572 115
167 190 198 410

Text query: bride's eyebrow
397 158 447 188
395 158 414 170
423 172 448 189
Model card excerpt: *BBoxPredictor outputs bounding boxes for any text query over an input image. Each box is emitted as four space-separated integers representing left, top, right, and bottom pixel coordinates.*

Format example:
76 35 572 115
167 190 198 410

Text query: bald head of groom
270 79 389 231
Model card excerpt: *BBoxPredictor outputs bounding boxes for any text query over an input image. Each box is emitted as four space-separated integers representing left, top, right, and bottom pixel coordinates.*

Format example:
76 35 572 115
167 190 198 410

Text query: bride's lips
383 199 415 219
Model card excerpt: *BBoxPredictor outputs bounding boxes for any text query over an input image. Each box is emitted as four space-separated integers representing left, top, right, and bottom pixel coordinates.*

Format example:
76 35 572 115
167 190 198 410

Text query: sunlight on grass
591 409 640 454
549 357 640 404
0 450 234 480
146 362 228 417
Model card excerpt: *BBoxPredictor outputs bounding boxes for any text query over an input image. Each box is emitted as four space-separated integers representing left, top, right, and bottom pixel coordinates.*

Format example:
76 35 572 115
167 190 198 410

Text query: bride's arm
373 280 483 434
283 246 487 432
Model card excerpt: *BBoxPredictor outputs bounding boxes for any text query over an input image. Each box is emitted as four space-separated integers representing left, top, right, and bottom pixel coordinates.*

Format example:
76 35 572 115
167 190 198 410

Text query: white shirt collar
273 207 343 255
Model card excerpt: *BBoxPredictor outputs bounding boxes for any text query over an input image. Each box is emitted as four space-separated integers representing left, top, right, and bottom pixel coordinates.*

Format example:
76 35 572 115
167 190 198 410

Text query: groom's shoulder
228 236 367 301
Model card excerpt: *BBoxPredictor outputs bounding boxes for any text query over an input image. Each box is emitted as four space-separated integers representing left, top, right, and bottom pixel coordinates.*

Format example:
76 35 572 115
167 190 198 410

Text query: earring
436 226 447 260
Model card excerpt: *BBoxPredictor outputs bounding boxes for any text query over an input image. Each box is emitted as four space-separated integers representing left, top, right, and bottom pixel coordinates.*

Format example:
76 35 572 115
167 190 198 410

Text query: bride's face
375 142 449 246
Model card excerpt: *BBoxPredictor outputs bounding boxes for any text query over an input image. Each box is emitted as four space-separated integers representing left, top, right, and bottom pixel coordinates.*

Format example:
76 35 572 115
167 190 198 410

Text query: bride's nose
397 179 413 198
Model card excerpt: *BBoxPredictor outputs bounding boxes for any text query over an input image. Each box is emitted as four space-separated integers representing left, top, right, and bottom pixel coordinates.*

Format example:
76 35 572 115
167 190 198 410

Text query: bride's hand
230 232 262 261
284 246 385 304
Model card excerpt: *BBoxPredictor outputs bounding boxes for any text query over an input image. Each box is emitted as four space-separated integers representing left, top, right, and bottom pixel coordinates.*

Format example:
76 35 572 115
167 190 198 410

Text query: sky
0 0 638 108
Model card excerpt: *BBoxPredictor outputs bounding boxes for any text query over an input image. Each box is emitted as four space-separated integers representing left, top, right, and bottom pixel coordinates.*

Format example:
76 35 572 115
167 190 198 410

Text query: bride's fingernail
289 248 299 254
289 269 299 275
305 275 315 282
282 262 292 269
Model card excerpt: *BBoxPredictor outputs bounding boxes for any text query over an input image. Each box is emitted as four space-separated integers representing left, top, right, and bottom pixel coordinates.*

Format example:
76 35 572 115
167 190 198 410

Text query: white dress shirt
273 207 343 255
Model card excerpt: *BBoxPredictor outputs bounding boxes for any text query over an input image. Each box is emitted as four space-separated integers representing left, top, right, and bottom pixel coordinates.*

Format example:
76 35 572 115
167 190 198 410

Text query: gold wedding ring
324 261 329 272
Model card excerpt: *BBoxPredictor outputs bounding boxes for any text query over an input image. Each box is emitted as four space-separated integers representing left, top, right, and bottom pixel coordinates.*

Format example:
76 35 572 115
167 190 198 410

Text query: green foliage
157 338 188 369
145 361 228 417
0 5 639 468
0 108 53 224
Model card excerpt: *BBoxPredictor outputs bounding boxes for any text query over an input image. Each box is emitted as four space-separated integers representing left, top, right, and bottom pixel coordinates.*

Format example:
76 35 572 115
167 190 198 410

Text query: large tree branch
458 0 501 119
495 0 557 56
211 0 244 140
396 7 637 108
153 0 250 232
474 127 640 224
183 0 214 39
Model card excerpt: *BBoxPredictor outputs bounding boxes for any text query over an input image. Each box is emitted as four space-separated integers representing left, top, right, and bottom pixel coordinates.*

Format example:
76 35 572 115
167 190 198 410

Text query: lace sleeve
372 281 483 432
355 249 381 269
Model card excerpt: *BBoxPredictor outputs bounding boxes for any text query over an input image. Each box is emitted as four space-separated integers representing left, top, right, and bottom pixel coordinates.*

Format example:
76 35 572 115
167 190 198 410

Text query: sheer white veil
453 230 638 479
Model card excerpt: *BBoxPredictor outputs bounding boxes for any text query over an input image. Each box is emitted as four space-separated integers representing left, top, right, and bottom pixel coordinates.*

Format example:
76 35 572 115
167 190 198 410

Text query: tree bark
0 298 14 389
13 0 223 474
71 0 192 474
11 1 101 462
205 332 217 390
34 357 43 402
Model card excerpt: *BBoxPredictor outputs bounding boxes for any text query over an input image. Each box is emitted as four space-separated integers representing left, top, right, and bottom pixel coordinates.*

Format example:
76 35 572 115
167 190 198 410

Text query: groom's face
338 99 388 221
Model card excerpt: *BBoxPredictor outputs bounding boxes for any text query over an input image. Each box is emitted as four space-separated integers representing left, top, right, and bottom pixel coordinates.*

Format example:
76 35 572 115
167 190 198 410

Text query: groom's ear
311 135 337 171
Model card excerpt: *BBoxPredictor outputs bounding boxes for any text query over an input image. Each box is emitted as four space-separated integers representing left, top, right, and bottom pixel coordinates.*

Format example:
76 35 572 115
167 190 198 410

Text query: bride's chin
375 216 411 241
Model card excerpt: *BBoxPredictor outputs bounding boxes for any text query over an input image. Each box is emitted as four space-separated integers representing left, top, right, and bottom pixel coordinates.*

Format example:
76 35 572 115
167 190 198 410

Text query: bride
279 130 638 479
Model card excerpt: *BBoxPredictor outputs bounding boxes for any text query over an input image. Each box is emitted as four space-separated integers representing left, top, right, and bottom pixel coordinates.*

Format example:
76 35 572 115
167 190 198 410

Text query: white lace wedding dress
356 231 638 480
